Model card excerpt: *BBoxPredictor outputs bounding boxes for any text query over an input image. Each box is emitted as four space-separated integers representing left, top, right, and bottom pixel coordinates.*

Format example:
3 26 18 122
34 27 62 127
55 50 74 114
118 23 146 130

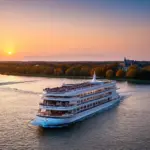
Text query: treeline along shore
0 61 150 81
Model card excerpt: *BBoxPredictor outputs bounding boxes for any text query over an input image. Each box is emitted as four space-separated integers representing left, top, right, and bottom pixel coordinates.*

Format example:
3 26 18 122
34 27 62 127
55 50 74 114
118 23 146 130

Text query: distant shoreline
1 73 150 84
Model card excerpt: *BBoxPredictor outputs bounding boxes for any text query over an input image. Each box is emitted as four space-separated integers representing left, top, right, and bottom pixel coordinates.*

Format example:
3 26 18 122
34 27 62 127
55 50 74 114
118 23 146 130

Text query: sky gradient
0 0 150 61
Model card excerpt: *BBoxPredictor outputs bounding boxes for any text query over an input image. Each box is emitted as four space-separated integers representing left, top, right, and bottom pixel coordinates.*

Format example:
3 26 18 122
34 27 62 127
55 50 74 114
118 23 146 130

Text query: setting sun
8 51 13 55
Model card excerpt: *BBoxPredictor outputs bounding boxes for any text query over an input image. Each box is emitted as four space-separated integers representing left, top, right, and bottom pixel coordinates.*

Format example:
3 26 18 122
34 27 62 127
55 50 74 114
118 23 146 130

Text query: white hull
31 98 120 128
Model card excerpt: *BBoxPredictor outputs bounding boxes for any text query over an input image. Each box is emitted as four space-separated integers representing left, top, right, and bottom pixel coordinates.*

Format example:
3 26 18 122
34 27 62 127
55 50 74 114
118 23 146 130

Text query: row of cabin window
78 86 114 97
43 89 112 106
45 89 113 105
78 88 104 97
77 92 112 104
42 92 113 107
39 97 113 115
73 98 112 113
45 86 115 100
43 100 69 105
45 88 108 99
41 97 112 114
46 96 75 98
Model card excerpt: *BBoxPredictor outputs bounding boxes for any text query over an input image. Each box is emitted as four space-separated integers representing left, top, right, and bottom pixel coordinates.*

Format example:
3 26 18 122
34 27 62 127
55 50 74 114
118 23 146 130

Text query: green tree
106 69 114 78
126 68 138 78
128 65 138 70
43 67 54 75
65 65 81 76
54 68 63 76
116 69 125 78
80 66 91 76
92 66 106 77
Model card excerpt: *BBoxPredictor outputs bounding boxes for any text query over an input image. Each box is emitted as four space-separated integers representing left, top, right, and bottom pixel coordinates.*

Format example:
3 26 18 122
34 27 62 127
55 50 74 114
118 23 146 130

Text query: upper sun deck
43 72 116 95
43 80 115 94
44 82 95 93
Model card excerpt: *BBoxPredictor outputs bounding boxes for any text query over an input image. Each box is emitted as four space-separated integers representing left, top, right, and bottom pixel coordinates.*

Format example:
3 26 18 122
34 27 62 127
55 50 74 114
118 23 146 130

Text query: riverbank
1 73 150 84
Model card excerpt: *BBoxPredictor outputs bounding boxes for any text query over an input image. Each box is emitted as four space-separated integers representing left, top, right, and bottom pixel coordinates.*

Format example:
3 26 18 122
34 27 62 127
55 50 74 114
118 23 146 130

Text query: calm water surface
0 75 150 150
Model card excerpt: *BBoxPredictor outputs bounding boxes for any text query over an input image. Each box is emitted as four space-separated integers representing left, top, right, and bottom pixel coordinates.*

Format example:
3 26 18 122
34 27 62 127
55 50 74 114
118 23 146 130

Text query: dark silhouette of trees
136 69 150 80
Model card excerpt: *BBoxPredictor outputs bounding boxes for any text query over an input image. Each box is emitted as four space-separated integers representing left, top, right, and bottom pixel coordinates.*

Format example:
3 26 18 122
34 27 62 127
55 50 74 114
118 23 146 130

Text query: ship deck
43 81 113 94
43 82 97 93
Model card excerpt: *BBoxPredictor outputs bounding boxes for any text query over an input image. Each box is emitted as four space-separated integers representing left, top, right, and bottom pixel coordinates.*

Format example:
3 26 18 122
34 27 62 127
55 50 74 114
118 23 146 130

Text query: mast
91 71 96 82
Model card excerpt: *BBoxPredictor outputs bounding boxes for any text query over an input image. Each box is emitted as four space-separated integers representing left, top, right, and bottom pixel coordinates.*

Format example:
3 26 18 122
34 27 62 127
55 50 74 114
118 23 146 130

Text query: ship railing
43 83 95 93
79 87 115 98
44 87 92 94
43 83 98 94
43 83 115 96
42 96 79 101
37 113 74 118
39 102 75 107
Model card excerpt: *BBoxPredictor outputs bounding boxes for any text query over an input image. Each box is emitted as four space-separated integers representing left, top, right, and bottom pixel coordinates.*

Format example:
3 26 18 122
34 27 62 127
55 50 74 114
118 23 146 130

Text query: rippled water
0 75 150 150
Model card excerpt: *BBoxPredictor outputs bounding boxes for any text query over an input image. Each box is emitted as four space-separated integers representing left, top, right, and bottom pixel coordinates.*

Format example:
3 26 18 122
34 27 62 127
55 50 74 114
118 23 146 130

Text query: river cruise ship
31 73 120 128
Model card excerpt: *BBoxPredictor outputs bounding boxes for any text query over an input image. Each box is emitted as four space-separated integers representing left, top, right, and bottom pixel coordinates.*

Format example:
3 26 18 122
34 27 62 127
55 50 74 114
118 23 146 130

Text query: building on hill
123 57 150 71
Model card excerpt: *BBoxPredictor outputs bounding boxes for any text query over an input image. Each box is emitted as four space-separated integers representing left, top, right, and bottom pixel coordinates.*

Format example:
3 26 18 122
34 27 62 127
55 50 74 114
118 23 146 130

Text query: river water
0 75 150 150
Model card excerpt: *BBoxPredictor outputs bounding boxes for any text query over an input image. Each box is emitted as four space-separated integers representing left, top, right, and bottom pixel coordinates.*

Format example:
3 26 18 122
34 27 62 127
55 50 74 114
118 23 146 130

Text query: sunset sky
0 0 150 61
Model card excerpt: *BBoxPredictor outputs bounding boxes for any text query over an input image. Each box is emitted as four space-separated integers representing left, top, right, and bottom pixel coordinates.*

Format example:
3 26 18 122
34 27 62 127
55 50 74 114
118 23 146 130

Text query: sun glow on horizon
8 51 13 55
0 1 150 61
3 43 15 57
5 50 14 56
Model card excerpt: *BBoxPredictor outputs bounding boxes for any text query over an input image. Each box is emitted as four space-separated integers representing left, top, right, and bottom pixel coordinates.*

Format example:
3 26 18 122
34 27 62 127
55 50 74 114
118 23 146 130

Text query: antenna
62 79 66 86
91 71 96 82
